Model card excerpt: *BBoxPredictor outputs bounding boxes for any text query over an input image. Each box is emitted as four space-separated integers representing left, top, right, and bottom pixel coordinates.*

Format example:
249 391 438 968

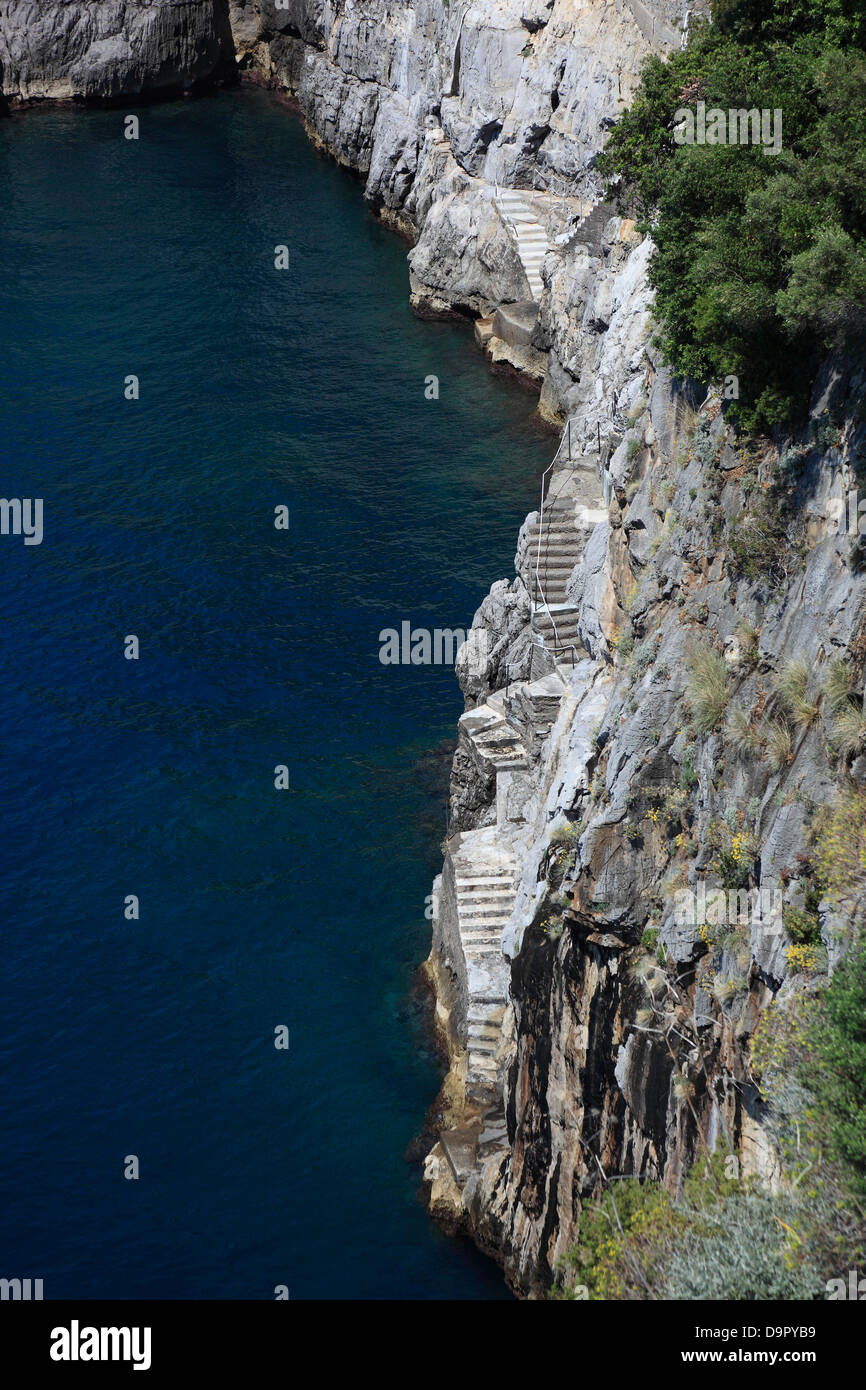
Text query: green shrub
678 752 698 790
641 925 660 953
809 938 866 1192
660 1192 824 1300
783 904 821 945
727 489 798 582
597 3 866 430
554 1153 824 1301
751 989 866 1277
813 790 866 906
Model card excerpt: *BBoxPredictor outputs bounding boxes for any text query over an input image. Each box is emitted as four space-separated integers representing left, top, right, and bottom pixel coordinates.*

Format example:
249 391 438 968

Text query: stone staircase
460 699 530 773
501 670 568 758
453 845 518 1097
438 457 605 1104
558 199 619 258
494 188 550 302
526 499 586 665
523 464 608 669
574 199 618 245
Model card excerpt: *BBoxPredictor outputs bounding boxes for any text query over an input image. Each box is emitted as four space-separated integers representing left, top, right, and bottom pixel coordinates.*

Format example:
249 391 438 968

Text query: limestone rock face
0 1 236 100
226 0 663 204
17 0 856 1305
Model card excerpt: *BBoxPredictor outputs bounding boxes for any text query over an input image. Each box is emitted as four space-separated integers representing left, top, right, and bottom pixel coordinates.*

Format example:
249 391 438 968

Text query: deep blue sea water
0 86 549 1299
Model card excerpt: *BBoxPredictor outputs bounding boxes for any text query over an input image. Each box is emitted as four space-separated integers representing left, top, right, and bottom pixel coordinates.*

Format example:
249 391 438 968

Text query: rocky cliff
4 0 859 1300
0 1 236 100
220 0 861 1297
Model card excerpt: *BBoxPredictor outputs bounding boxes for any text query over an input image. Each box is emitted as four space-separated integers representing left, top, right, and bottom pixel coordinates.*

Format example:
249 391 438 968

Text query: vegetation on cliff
553 931 866 1300
597 0 866 429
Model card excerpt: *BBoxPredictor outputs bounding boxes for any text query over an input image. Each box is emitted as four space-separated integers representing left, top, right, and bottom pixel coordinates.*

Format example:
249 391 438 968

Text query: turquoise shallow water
0 86 549 1298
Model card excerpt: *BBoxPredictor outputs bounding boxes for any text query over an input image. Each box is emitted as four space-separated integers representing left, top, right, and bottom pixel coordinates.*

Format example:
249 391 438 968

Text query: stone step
537 515 602 528
468 1055 499 1076
532 557 582 566
535 590 577 602
536 611 583 628
494 189 549 300
533 615 580 630
472 747 526 764
533 621 580 635
527 548 584 559
526 542 585 553
535 592 576 606
457 874 515 884
457 895 515 907
457 879 515 890
534 631 581 647
459 908 514 920
527 547 586 560
529 509 589 517
457 887 516 898
525 541 587 554
456 867 514 878
473 731 525 750
528 574 583 588
526 524 585 534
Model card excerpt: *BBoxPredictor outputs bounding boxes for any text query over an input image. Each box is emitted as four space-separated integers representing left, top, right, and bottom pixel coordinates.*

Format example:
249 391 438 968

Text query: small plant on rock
686 646 728 732
725 702 764 757
764 717 794 772
776 659 820 728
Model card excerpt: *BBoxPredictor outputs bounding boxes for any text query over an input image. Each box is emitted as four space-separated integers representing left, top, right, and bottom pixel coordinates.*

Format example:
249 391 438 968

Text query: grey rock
0 0 235 100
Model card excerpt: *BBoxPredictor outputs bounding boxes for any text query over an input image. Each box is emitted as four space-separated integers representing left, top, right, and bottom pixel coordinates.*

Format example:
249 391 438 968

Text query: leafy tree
809 937 866 1189
597 3 866 428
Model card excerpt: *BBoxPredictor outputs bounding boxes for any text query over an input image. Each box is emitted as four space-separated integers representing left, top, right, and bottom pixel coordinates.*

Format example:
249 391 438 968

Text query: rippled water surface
0 87 550 1298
